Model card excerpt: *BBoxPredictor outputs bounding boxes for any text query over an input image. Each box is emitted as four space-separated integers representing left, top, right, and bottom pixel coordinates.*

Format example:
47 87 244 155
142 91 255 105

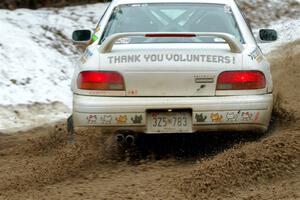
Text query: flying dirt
0 41 299 200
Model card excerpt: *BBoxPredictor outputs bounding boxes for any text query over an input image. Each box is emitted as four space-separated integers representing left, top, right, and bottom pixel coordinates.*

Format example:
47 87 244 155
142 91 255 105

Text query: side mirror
72 29 92 44
258 29 278 43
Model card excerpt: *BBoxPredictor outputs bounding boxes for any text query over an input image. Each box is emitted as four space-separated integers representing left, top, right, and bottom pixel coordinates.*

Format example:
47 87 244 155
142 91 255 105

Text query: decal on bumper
79 110 264 127
83 113 146 126
193 110 262 124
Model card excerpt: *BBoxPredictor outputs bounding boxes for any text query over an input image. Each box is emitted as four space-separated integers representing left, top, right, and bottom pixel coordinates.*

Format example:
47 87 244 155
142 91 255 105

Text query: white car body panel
71 0 274 134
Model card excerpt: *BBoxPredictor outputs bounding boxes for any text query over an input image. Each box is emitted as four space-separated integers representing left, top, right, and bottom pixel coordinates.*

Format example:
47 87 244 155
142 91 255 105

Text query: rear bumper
73 94 273 133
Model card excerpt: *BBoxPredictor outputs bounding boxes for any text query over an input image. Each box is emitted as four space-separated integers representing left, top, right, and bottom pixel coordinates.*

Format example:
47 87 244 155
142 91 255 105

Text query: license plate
147 111 192 133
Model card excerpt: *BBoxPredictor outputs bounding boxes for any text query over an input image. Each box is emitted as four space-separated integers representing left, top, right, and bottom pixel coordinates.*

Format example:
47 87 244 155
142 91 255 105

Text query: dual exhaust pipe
116 133 135 146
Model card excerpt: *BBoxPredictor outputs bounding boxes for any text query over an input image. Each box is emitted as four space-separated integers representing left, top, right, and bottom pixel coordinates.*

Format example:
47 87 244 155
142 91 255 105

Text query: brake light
216 71 266 90
145 33 196 38
77 71 125 90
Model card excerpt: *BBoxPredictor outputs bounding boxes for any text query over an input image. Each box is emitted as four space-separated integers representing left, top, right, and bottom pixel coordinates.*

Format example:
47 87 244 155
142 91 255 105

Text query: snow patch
0 3 108 133
0 102 70 134
0 3 108 107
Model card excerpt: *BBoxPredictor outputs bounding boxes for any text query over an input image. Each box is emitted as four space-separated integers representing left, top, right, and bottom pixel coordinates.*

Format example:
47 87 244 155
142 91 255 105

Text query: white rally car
70 0 277 141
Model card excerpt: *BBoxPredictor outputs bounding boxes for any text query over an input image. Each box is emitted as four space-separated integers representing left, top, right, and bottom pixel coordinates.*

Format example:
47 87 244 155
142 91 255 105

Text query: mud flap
67 115 75 144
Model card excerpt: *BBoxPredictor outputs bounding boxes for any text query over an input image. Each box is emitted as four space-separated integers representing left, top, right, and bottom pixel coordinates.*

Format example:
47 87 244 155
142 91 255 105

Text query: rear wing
99 32 244 54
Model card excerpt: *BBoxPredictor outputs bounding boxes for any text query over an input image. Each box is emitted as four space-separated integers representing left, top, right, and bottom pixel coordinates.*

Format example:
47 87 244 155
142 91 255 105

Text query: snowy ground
0 3 108 106
0 2 299 133
0 3 108 133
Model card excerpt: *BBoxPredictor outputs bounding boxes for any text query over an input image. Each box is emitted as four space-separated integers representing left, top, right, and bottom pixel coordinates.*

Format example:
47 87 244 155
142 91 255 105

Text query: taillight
216 71 266 90
77 71 125 90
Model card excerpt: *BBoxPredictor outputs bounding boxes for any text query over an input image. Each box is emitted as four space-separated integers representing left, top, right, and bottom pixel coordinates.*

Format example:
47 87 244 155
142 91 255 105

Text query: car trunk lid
99 43 243 97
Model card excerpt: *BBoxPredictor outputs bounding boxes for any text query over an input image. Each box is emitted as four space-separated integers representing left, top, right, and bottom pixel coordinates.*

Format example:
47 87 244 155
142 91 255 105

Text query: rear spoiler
99 32 244 54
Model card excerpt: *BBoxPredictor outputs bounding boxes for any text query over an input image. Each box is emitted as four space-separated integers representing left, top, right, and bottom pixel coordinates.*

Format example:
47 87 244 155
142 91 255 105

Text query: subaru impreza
70 0 277 139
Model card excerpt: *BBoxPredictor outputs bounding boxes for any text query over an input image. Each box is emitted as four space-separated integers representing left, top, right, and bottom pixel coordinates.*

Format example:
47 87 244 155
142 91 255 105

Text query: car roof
111 0 236 6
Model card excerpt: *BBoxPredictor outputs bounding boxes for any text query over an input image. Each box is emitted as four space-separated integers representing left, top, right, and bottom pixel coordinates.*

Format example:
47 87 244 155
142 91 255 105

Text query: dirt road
0 41 299 200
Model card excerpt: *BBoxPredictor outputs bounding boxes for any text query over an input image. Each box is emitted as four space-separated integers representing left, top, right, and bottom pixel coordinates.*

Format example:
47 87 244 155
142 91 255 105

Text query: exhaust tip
125 135 135 145
115 134 125 143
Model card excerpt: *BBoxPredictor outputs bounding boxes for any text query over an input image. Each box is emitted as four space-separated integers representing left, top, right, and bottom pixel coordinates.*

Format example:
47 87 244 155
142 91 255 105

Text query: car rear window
101 3 244 44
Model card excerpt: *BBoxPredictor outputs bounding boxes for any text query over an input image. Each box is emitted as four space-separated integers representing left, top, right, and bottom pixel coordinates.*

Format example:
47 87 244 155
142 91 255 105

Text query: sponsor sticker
226 112 239 121
241 112 253 121
248 47 263 62
194 111 261 124
127 89 138 96
116 115 128 124
224 5 233 14
131 115 143 124
84 113 145 125
91 34 99 42
210 113 223 123
195 113 208 123
100 115 112 124
86 115 97 124
80 48 93 64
